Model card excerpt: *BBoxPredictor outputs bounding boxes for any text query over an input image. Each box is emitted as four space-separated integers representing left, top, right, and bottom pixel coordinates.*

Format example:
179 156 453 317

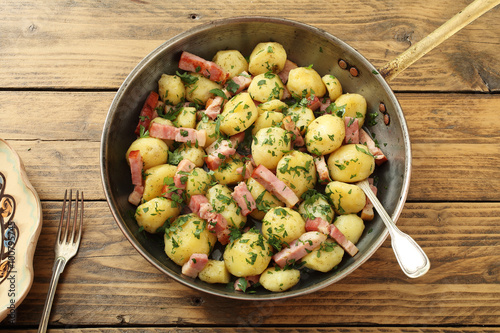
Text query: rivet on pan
349 66 359 77
384 113 390 125
379 102 386 113
338 59 348 69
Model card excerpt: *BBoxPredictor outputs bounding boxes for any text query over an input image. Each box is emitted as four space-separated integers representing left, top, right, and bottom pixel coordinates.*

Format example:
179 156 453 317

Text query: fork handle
38 257 66 333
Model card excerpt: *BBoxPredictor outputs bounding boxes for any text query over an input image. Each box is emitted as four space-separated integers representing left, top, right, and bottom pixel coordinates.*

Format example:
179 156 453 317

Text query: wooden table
2 0 499 331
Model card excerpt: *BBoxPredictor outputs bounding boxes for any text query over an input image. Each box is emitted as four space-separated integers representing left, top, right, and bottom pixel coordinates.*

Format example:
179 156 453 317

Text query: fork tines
57 189 84 245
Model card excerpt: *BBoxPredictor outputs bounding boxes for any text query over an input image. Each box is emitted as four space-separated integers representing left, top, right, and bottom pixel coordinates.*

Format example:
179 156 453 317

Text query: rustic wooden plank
0 0 498 91
4 202 499 327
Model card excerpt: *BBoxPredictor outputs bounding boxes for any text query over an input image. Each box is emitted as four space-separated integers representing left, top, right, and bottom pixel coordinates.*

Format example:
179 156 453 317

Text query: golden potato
185 167 212 199
198 259 231 284
257 99 288 114
302 239 344 272
212 50 248 79
285 105 315 135
333 214 365 244
135 197 181 233
196 118 220 147
325 181 366 215
174 143 206 167
174 106 197 129
251 111 284 135
206 184 246 229
248 42 287 75
287 67 326 98
246 177 285 220
305 114 345 156
142 163 177 202
259 266 301 292
164 214 216 266
276 151 317 198
248 72 285 103
223 230 273 277
327 144 375 183
158 74 185 105
321 74 343 101
126 137 169 170
212 155 245 185
298 192 334 223
219 92 259 136
184 73 222 105
262 207 306 248
252 127 292 170
334 93 367 127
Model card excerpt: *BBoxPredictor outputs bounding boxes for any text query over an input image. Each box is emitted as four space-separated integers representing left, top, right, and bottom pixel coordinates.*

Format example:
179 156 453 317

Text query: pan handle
379 0 500 82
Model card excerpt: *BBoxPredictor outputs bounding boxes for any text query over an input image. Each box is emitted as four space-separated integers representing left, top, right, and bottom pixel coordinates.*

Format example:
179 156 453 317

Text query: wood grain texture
0 0 499 91
3 201 498 327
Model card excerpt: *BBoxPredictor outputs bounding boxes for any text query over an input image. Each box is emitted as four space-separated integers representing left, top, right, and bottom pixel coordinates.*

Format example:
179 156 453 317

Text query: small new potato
212 155 245 185
252 127 291 170
184 73 222 104
298 193 334 223
219 92 259 136
322 74 342 101
248 42 287 75
252 111 284 135
246 177 284 220
196 119 220 147
174 143 206 167
305 114 345 156
325 181 366 215
287 67 326 98
174 106 197 129
198 259 231 284
126 137 169 170
164 214 216 266
334 93 367 127
248 73 285 103
334 214 365 244
257 99 288 114
285 106 315 135
262 207 306 247
223 230 273 277
206 184 246 229
259 266 301 292
276 151 317 198
135 197 181 233
302 239 344 272
327 144 375 183
142 164 177 202
185 167 212 199
212 50 248 79
158 74 185 105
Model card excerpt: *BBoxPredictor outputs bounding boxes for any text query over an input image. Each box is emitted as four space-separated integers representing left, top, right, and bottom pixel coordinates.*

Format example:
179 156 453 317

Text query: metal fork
38 190 84 333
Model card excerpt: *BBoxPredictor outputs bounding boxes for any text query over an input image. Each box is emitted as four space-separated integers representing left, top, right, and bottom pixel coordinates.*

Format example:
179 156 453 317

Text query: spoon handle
357 180 430 278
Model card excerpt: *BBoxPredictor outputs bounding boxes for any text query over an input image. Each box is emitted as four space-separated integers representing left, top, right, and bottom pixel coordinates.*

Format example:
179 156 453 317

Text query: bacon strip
128 150 143 186
251 165 299 208
359 129 387 165
234 275 260 292
273 232 327 268
179 51 229 84
189 195 231 245
181 253 209 278
305 217 330 235
236 156 256 180
204 132 245 170
149 123 207 147
231 182 257 216
313 155 331 185
329 224 359 257
344 117 360 144
134 91 159 136
174 159 196 189
305 95 321 111
128 185 144 206
227 71 252 95
283 115 305 147
204 96 224 120
278 60 298 84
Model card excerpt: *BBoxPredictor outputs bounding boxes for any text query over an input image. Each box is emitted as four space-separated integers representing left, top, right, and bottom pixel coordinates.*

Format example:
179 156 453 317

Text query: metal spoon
357 179 430 278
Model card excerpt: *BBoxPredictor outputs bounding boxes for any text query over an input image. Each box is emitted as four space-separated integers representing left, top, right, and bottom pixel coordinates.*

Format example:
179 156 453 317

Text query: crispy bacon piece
231 182 257 216
134 91 159 136
234 275 260 292
359 129 388 165
283 115 305 148
236 156 256 180
313 155 331 185
179 51 229 84
204 96 224 120
278 60 298 84
204 132 245 170
329 224 359 257
181 253 209 278
344 117 360 144
305 95 321 111
226 71 252 95
128 150 143 186
149 123 207 147
305 217 331 235
128 185 144 206
189 195 231 245
174 159 196 189
273 232 327 268
251 164 299 208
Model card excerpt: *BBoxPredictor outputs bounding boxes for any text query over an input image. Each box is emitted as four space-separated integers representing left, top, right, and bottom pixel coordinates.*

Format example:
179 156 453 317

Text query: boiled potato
305 114 345 156
212 155 245 185
198 259 231 284
248 42 287 75
184 73 222 105
287 67 326 98
196 118 220 146
302 239 344 272
126 137 169 170
334 93 367 127
276 151 317 198
252 127 291 170
174 143 206 167
327 144 375 183
257 99 288 114
212 50 248 79
142 164 177 202
321 74 342 101
246 177 284 220
185 167 212 199
248 72 285 103
252 111 284 135
333 214 365 244
285 105 315 135
262 207 306 248
298 193 334 223
158 74 185 105
135 197 181 233
259 266 301 292
174 106 197 129
223 230 272 277
164 213 216 266
206 184 246 229
219 92 259 136
325 181 366 215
